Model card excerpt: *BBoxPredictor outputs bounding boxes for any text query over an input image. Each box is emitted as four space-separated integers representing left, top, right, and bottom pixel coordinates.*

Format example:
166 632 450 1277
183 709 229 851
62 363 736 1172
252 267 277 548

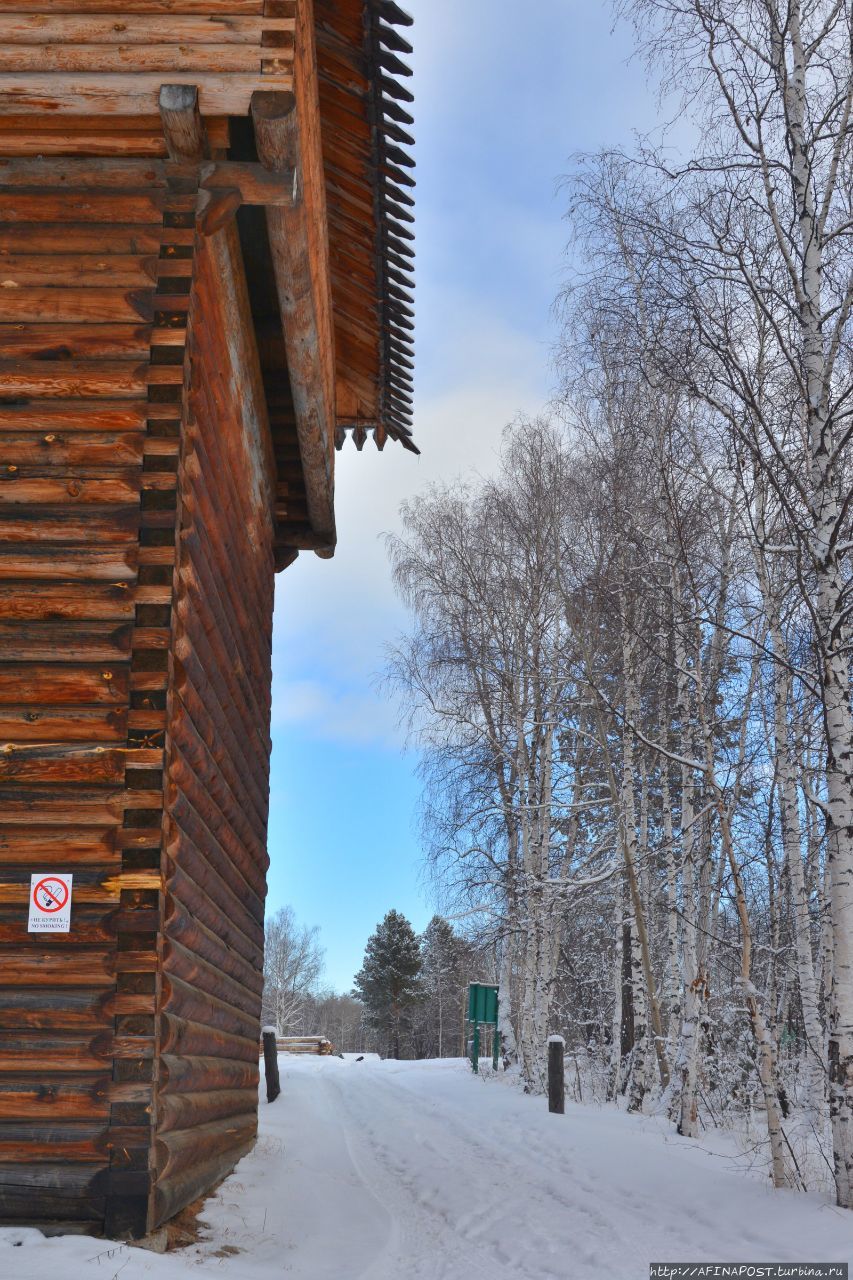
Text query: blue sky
267 1 661 992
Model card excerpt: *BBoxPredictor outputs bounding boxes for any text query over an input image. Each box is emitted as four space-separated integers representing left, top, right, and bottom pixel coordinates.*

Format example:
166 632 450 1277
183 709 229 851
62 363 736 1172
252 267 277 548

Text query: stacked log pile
261 1036 333 1055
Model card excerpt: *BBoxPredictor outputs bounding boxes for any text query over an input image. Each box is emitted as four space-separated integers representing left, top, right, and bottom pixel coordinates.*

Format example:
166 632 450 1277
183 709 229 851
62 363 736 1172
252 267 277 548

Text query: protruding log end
159 84 209 164
251 90 297 175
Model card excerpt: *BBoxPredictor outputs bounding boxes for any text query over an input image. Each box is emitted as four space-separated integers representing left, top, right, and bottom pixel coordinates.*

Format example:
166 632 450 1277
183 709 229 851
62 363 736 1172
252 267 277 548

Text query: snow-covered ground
4 1056 853 1279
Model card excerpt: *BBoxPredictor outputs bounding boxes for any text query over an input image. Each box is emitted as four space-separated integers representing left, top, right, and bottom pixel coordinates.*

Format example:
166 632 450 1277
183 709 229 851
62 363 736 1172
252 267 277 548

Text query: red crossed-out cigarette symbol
34 877 68 913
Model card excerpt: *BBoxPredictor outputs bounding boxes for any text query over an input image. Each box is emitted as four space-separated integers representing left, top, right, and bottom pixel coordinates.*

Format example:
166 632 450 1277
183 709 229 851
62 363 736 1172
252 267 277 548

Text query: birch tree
601 0 853 1204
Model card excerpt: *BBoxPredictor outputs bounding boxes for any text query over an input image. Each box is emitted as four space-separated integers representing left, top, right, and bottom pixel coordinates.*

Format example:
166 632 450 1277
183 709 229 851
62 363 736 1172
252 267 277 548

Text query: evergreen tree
353 910 423 1059
416 916 474 1059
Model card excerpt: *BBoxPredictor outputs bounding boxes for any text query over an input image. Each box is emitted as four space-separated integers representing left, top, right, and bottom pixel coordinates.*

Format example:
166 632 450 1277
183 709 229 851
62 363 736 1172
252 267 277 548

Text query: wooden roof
316 0 417 454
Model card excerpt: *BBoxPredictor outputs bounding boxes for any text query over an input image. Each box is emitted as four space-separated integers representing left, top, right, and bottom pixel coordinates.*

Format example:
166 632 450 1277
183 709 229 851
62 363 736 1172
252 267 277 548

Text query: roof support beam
252 89 336 559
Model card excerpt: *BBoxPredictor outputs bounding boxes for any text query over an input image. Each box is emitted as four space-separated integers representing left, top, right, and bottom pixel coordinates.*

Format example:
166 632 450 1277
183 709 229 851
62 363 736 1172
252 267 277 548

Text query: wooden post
548 1035 565 1114
262 1027 281 1104
159 84 209 163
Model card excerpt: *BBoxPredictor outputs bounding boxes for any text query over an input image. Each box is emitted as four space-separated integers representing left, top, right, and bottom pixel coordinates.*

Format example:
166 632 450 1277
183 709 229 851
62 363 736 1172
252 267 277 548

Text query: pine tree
417 916 473 1059
353 910 423 1059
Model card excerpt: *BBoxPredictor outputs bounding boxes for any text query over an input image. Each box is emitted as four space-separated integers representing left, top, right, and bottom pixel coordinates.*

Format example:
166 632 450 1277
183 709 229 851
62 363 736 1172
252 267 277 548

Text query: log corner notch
252 89 337 562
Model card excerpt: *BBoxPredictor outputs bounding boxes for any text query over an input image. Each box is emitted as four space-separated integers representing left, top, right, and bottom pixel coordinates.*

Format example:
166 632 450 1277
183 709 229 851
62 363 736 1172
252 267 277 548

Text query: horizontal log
0 581 133 624
163 856 264 967
158 1053 259 1096
152 1132 253 1228
0 324 152 360
0 952 114 988
154 1112 256 1179
0 478 140 506
163 894 263 994
161 973 260 1041
197 158 294 204
0 1123 107 1164
0 156 171 188
0 987 112 1032
0 782 159 812
0 287 155 323
0 546 136 581
0 73 293 117
34 868 150 905
168 683 269 851
159 1013 259 1065
0 920 118 954
0 826 116 860
0 192 163 223
0 45 288 74
0 868 126 899
0 666 128 706
112 1034 156 1061
0 1032 113 1073
0 707 126 743
0 401 150 432
0 16 293 44
157 1088 257 1133
4 0 265 11
0 255 156 288
0 745 125 786
166 778 268 911
0 138 164 160
0 1074 109 1121
0 1162 107 1191
0 622 132 662
0 507 140 544
0 433 144 470
0 1187 105 1221
163 934 263 1010
0 226 162 254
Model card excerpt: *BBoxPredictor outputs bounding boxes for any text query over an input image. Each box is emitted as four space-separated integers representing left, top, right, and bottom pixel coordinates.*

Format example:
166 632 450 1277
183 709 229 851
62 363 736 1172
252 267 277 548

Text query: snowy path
4 1056 853 1279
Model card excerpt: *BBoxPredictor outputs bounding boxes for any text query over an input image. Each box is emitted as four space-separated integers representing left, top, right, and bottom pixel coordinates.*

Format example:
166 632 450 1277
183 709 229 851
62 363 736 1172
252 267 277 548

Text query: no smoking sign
28 873 72 933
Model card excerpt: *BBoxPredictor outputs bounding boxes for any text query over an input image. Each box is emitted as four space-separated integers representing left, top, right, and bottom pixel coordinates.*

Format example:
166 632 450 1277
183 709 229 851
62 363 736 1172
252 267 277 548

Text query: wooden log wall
0 156 175 1237
0 3 295 117
154 220 276 1229
0 0 415 1237
0 153 277 1235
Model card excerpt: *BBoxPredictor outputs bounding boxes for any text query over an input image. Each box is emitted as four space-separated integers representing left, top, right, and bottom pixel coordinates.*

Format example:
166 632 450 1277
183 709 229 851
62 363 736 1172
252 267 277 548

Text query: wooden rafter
252 87 336 558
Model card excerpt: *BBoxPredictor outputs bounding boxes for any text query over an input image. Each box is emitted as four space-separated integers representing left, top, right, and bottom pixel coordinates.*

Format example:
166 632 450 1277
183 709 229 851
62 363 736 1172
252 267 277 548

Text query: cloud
271 677 403 749
271 298 551 726
270 0 667 757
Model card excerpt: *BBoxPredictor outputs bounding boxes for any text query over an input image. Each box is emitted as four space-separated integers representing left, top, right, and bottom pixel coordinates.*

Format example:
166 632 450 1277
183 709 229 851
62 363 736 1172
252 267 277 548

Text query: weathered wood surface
150 221 275 1229
253 84 335 555
269 1035 333 1055
0 0 417 1240
315 0 416 450
0 5 294 117
0 144 170 1238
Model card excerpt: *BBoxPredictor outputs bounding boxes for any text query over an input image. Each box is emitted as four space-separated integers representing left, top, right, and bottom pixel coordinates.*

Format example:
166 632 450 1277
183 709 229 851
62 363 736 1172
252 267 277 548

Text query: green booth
467 982 499 1073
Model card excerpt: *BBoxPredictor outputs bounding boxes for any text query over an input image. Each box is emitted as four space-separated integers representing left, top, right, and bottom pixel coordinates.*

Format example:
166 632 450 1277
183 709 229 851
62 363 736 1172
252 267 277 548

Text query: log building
0 0 415 1239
